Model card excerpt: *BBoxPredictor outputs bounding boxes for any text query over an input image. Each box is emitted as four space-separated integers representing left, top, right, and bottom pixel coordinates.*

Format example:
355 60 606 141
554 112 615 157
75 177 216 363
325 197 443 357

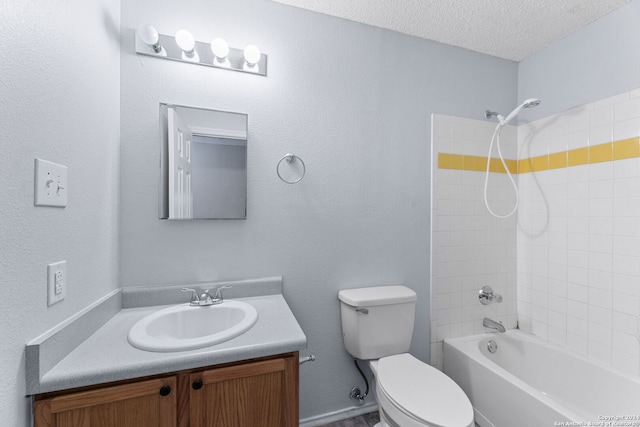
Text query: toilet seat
375 353 474 427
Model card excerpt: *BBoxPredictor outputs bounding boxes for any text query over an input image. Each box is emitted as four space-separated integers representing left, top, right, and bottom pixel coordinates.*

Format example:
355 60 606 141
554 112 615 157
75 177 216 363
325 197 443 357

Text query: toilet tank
338 285 417 360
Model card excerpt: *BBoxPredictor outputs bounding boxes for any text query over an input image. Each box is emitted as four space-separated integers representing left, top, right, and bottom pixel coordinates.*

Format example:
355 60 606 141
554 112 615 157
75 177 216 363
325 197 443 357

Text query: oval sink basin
128 301 258 352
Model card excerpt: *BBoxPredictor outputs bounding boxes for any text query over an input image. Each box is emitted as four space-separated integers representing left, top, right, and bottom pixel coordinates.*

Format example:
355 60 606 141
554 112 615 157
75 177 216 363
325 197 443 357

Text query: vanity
26 277 306 427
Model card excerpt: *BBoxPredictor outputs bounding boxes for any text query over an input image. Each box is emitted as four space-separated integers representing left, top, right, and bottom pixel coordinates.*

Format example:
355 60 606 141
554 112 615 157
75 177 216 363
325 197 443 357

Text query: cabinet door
34 376 177 427
189 355 298 427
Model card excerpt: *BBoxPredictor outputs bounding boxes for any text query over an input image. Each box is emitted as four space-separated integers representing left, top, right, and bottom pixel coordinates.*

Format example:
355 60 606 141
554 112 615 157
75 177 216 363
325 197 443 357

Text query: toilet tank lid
338 285 417 307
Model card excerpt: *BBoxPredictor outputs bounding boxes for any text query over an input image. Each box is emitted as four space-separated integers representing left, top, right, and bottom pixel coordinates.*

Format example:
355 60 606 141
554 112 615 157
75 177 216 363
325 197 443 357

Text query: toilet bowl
338 285 474 427
370 354 474 427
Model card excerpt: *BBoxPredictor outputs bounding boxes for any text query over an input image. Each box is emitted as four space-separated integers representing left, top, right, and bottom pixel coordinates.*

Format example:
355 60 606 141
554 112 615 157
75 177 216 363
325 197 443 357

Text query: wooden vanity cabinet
33 352 298 427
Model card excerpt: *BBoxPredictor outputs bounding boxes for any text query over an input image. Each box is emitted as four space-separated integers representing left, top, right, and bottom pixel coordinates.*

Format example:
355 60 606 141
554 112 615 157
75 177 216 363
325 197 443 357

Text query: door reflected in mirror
159 104 247 220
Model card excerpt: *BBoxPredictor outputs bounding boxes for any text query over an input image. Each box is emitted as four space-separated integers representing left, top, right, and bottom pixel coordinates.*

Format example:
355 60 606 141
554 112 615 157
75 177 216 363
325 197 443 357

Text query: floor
319 412 380 427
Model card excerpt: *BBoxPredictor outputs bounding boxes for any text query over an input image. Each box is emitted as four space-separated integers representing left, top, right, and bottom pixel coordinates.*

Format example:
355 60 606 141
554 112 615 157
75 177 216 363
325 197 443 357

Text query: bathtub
443 330 640 427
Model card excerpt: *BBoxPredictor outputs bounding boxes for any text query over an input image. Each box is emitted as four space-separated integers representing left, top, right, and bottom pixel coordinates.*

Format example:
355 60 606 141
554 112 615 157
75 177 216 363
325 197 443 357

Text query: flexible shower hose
483 123 519 219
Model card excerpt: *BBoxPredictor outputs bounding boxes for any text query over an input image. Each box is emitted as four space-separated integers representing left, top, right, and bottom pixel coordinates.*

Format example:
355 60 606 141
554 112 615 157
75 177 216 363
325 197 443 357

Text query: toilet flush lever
355 308 369 314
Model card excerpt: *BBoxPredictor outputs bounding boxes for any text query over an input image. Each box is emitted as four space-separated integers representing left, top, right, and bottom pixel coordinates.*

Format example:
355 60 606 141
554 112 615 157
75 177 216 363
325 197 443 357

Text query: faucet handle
212 284 232 301
479 286 502 305
181 287 200 303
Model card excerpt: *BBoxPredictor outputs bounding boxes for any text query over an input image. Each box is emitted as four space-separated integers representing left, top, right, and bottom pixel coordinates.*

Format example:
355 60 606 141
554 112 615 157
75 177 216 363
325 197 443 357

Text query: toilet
338 285 474 427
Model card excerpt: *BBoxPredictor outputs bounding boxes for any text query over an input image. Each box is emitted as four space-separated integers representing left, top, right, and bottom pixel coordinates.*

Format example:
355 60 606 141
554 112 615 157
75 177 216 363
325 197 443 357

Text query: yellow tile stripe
438 137 640 174
438 153 517 173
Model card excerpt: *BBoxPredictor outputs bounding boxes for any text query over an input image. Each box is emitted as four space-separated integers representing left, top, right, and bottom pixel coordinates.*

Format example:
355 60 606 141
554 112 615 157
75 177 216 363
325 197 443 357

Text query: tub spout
483 317 506 333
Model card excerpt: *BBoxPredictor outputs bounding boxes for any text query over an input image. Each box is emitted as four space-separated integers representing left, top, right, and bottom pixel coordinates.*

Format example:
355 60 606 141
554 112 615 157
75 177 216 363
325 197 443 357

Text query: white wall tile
612 331 640 356
589 124 612 146
588 321 612 345
614 97 640 123
568 282 589 303
568 315 588 337
613 293 640 316
614 117 640 141
590 105 614 128
613 254 640 276
593 92 629 110
567 300 588 320
567 333 588 355
612 274 640 296
612 311 639 335
614 157 640 179
567 107 591 133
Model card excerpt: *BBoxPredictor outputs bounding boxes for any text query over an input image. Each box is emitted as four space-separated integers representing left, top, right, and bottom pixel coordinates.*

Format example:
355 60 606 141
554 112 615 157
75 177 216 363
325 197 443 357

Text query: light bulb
243 44 261 65
175 29 199 61
138 23 159 45
211 37 230 67
175 29 195 51
137 23 165 55
211 38 229 59
243 44 261 72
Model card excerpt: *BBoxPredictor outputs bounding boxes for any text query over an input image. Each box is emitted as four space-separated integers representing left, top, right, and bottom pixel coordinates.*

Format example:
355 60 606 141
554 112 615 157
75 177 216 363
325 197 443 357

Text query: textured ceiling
271 0 630 61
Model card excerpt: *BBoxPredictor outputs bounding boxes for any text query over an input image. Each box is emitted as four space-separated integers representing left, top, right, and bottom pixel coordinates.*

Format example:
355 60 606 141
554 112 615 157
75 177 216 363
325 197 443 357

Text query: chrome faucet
483 317 506 333
181 285 232 306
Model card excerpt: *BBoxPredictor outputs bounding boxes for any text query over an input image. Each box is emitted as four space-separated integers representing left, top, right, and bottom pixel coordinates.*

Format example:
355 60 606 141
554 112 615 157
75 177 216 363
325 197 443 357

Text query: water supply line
349 358 369 403
299 354 316 365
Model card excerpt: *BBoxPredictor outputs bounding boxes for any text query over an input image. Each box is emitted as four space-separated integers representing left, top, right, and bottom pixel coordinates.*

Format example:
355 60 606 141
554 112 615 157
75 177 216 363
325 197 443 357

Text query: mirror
159 104 247 220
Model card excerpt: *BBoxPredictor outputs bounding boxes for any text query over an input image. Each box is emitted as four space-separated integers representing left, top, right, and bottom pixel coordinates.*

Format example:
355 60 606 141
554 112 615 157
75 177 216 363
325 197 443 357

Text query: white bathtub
444 330 640 427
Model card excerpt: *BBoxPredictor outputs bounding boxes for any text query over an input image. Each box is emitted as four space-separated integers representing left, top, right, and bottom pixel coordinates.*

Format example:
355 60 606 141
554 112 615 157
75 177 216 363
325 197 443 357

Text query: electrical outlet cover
47 261 66 306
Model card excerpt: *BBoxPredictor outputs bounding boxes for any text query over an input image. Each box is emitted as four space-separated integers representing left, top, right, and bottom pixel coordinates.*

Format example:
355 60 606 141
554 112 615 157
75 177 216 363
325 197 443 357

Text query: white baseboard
299 403 379 427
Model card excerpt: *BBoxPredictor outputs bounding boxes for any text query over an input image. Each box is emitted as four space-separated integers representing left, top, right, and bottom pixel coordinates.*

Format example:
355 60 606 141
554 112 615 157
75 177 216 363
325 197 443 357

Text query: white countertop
29 293 306 395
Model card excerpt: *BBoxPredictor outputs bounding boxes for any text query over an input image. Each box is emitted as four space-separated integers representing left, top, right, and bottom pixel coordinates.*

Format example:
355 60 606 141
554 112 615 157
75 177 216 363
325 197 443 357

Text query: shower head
523 98 541 108
501 98 541 126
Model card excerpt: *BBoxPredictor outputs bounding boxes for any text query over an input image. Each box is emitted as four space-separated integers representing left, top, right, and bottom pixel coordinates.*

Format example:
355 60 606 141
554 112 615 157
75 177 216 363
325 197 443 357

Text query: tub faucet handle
479 286 502 305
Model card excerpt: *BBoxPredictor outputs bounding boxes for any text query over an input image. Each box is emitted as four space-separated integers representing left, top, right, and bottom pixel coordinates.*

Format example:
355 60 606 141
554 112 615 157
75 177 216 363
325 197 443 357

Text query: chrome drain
487 340 498 353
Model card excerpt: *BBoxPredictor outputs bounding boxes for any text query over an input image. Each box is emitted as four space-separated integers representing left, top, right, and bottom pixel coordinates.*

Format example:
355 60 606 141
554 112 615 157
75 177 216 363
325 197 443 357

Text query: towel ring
277 153 306 184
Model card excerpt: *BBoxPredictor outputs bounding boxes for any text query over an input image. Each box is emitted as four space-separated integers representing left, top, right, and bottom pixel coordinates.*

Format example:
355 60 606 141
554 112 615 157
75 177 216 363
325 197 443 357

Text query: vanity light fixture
137 23 166 56
175 29 199 62
134 24 267 76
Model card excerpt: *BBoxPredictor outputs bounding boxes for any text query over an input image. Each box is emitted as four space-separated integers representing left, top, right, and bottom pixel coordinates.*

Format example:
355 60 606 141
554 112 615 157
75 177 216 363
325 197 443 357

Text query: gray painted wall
119 0 516 420
0 0 121 425
518 0 640 121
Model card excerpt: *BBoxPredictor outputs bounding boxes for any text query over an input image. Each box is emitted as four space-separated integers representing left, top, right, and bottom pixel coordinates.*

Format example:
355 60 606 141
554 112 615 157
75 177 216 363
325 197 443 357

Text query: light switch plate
35 158 67 207
47 261 66 306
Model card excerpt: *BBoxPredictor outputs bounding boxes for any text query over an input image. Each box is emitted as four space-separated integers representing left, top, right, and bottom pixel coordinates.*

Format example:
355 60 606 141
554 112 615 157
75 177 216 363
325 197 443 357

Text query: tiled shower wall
430 115 519 369
431 89 640 377
517 89 640 376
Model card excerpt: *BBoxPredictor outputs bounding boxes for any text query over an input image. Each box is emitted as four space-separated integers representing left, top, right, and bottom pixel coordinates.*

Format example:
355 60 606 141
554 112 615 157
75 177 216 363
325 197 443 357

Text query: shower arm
485 110 499 120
